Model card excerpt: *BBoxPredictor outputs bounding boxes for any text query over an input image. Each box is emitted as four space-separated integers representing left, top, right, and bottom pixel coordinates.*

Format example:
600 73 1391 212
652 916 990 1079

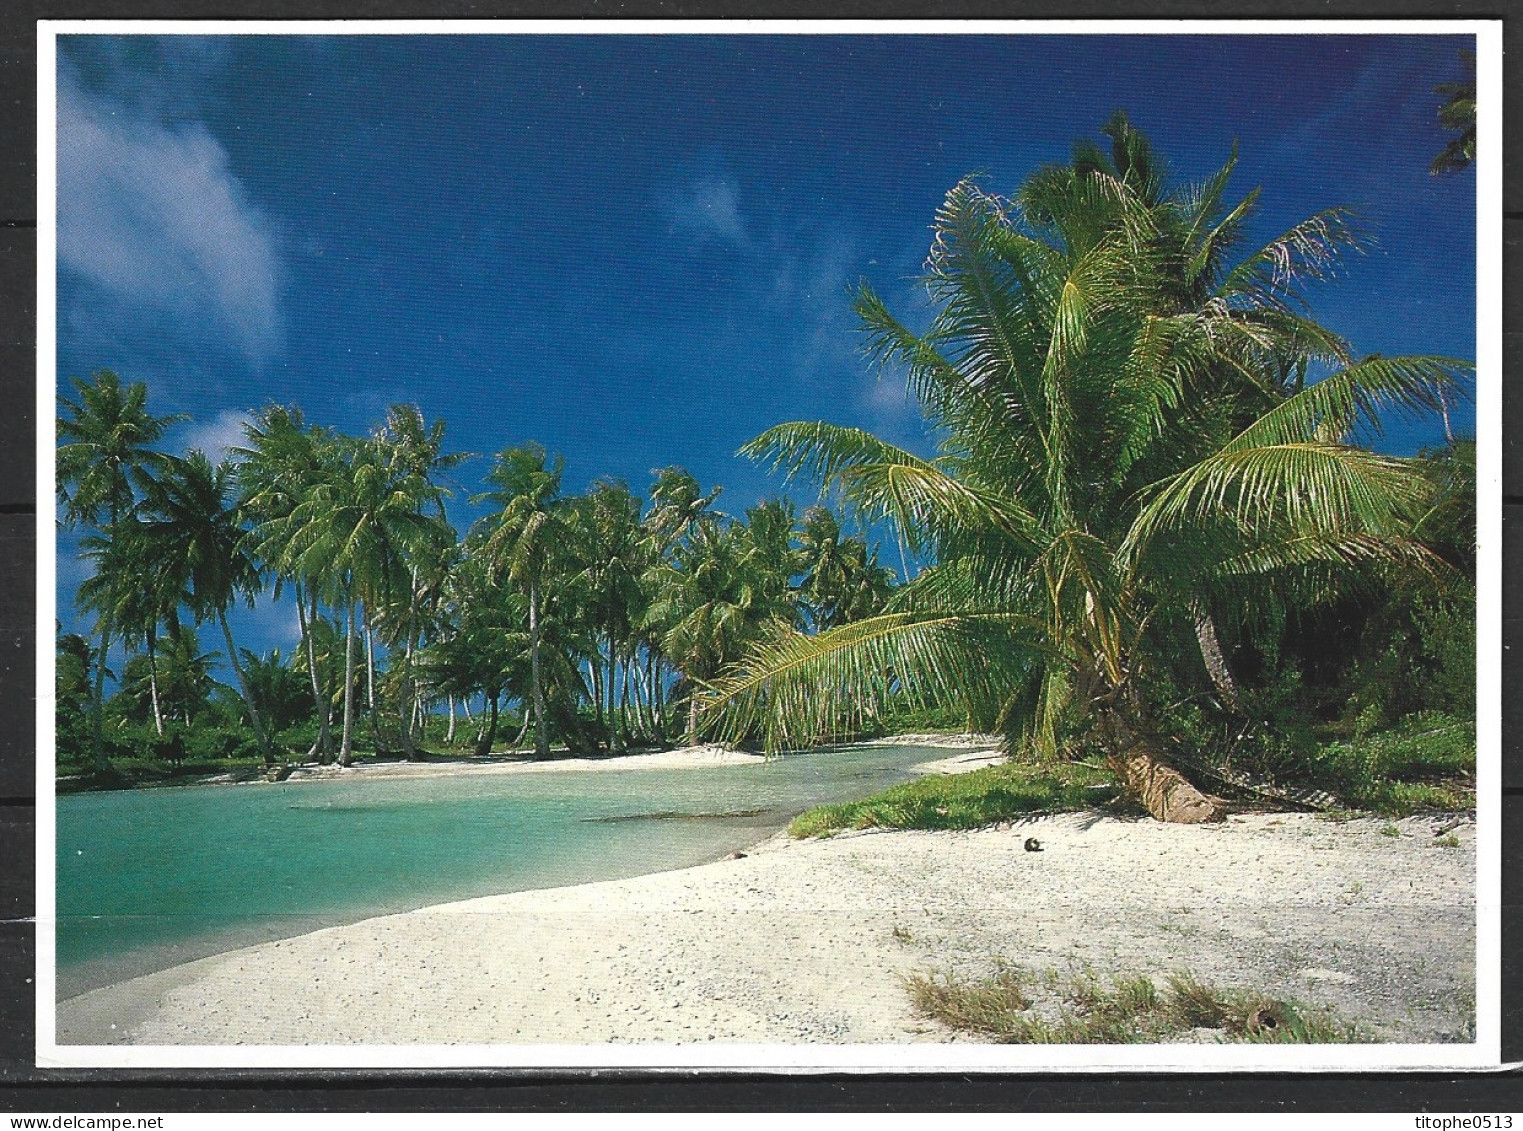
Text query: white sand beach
58 809 1475 1047
265 733 1001 785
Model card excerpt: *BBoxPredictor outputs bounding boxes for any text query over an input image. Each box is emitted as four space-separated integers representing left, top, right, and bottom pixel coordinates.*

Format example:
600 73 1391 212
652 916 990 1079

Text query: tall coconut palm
138 451 274 763
279 429 448 765
75 517 183 736
570 480 646 750
369 406 462 758
56 370 184 770
473 443 570 759
236 405 338 760
705 118 1469 822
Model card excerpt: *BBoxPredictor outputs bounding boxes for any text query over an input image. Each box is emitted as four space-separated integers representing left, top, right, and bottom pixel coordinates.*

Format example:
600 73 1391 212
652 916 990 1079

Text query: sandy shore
261 734 1000 785
58 811 1474 1046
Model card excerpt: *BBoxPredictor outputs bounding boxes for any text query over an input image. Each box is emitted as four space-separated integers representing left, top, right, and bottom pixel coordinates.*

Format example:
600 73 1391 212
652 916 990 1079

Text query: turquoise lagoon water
56 743 944 997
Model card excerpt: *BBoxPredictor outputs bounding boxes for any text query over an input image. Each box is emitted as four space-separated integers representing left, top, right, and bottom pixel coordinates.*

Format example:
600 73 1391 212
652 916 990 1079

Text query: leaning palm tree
56 370 185 771
705 117 1470 822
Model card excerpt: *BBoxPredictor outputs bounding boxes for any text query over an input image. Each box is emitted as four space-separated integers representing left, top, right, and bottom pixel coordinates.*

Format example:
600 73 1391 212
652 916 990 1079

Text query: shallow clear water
56 744 943 996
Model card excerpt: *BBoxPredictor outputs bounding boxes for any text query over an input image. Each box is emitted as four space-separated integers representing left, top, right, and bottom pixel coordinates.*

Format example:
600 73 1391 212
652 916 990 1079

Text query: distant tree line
56 382 895 775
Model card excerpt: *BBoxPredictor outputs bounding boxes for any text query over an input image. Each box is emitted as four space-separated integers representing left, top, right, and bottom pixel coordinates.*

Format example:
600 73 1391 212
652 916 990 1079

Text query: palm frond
700 610 1049 751
1216 208 1366 309
1221 355 1472 452
1125 442 1433 571
740 421 1041 553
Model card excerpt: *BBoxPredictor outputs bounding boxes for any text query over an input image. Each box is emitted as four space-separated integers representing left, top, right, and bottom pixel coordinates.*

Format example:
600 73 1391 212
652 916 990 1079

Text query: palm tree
569 480 647 750
138 451 275 763
56 370 185 771
75 518 183 736
1431 49 1476 175
798 506 895 630
645 516 793 745
705 117 1469 821
237 405 339 760
278 428 448 765
375 405 466 755
473 443 570 759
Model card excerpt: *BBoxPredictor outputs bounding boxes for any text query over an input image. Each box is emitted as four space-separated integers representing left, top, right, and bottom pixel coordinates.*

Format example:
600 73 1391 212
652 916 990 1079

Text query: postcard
35 20 1503 1071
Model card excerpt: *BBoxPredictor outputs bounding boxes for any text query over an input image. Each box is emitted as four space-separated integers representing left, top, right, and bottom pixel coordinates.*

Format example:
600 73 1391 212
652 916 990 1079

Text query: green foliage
1293 713 1473 815
905 963 1362 1044
788 759 1115 838
1431 49 1477 176
706 113 1470 813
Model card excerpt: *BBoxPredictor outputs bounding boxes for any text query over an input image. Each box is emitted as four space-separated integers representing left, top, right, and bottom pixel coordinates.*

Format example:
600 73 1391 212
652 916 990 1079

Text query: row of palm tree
56 383 895 773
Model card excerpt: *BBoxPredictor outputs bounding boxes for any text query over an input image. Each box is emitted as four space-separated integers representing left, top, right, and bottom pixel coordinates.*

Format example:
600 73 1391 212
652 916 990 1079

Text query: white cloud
669 176 750 249
177 408 253 465
56 62 284 367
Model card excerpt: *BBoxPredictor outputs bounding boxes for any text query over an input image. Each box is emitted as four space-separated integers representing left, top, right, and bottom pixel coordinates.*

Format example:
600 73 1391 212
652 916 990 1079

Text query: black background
0 0 1518 1111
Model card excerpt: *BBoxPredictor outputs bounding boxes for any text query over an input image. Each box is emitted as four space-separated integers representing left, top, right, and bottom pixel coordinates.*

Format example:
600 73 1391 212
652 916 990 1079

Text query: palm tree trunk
1097 697 1221 824
473 691 499 758
91 610 114 774
340 597 357 767
218 610 273 765
686 687 701 747
297 585 332 762
619 652 633 748
512 704 531 749
145 629 164 737
365 616 376 711
588 655 604 746
529 579 548 758
651 653 665 740
446 695 456 743
1191 601 1239 711
398 570 421 760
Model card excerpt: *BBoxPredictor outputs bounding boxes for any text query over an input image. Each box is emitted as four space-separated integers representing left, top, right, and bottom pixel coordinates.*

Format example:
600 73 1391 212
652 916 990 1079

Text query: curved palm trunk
218 610 273 765
339 597 357 767
529 579 549 759
512 705 532 749
1098 696 1222 824
473 691 499 758
1191 601 1239 712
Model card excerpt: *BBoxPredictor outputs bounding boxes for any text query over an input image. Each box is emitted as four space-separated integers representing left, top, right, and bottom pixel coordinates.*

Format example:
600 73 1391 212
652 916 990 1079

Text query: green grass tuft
788 759 1116 838
905 963 1362 1044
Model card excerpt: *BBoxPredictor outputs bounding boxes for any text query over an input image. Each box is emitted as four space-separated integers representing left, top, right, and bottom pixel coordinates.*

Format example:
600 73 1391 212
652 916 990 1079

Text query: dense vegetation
57 116 1475 823
703 114 1476 822
56 386 895 782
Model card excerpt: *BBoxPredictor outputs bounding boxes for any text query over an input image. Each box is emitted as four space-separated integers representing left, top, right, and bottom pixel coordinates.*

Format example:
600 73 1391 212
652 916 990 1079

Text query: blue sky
53 31 1478 666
